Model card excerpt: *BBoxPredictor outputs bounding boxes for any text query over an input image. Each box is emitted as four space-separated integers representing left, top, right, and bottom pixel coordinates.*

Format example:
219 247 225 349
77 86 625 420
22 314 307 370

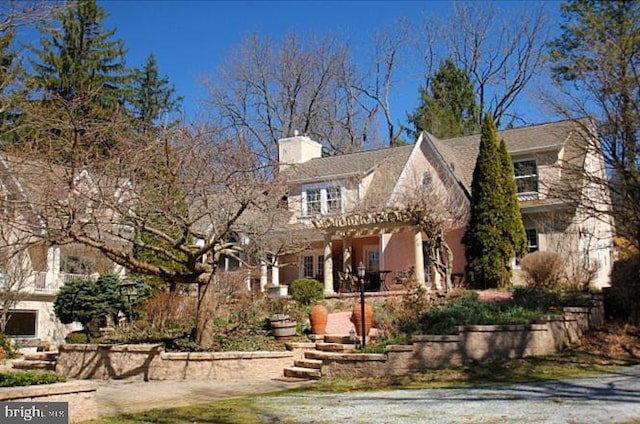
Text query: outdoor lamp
119 279 138 322
357 262 367 349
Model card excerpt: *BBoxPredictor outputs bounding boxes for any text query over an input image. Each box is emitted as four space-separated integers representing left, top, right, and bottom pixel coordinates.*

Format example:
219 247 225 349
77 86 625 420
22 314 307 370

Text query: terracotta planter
309 303 329 335
350 302 374 337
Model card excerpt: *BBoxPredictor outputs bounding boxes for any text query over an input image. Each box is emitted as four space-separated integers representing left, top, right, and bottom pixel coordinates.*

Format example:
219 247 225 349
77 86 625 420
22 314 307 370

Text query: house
0 154 124 347
272 118 615 294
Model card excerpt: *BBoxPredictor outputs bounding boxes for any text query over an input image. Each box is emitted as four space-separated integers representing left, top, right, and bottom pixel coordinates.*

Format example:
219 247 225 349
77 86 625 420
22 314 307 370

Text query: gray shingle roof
286 145 414 184
284 144 414 209
429 119 588 193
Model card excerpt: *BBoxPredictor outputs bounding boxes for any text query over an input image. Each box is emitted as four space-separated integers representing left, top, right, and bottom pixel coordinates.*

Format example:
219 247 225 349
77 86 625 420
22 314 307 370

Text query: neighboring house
0 154 124 347
273 118 614 294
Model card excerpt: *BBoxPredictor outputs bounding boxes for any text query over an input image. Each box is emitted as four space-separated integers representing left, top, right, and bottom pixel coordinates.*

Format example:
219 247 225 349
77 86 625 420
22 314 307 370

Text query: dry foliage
519 251 565 290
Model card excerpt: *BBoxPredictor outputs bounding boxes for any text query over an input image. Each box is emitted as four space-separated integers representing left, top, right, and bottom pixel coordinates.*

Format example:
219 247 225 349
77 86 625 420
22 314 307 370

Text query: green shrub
417 291 542 335
0 371 66 387
289 278 324 306
606 254 640 324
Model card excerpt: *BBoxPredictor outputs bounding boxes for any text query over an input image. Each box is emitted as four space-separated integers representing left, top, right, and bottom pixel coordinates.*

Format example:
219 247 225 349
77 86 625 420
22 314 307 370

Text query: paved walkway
94 378 315 418
93 366 640 423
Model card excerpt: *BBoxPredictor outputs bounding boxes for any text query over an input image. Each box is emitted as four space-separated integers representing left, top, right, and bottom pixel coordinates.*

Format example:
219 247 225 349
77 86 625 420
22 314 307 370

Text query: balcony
32 272 90 294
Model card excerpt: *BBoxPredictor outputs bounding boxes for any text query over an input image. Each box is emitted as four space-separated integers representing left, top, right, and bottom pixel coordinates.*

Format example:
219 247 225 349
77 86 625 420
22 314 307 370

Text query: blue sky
100 0 562 127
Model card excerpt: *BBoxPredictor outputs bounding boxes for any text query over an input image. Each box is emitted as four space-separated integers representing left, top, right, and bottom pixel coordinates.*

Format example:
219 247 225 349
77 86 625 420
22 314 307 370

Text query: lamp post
119 279 138 323
357 261 367 349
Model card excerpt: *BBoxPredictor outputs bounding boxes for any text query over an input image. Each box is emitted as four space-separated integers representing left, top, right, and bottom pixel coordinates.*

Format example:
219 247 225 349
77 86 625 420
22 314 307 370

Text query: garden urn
350 302 374 337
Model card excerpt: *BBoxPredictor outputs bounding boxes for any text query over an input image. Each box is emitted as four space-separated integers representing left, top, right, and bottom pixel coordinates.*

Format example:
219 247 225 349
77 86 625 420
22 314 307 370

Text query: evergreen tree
463 115 512 288
26 0 130 160
53 274 125 342
129 53 182 134
29 0 128 109
409 58 479 139
498 138 528 271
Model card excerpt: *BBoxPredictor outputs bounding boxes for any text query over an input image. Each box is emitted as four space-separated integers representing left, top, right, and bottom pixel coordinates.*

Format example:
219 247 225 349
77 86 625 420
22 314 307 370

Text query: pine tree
409 58 479 139
498 138 527 276
26 0 130 160
129 53 182 135
30 0 128 110
463 115 509 288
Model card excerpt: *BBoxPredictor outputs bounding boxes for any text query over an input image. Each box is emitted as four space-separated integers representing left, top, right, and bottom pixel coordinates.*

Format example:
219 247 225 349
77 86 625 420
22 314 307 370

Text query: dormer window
302 183 345 217
306 188 322 214
513 159 539 198
326 186 342 213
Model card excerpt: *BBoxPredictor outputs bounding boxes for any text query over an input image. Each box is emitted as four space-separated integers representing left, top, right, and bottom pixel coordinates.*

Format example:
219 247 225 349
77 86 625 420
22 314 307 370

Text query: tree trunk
195 275 216 348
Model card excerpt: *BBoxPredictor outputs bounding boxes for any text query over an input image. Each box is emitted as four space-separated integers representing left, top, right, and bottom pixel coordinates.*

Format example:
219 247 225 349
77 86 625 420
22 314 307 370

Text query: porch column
414 229 426 289
343 238 352 273
271 258 280 287
260 261 268 292
323 234 334 294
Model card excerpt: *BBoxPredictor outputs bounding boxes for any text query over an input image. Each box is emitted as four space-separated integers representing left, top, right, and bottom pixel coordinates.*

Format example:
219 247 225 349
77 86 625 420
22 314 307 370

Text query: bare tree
543 0 639 250
0 238 37 333
417 1 549 128
353 18 412 147
1 92 290 346
203 31 380 160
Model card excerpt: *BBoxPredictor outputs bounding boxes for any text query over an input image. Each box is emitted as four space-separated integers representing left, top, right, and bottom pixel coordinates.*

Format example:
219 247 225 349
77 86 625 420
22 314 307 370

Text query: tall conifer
463 115 506 287
129 53 182 135
498 138 527 280
30 0 128 110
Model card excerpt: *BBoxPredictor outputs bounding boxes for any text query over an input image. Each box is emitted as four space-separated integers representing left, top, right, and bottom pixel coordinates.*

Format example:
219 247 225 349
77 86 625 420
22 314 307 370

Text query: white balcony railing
31 272 90 294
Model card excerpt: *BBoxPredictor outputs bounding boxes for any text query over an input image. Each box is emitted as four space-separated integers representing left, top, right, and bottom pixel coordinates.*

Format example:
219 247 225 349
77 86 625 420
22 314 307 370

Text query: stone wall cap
412 335 460 342
384 345 414 352
457 324 548 332
161 351 294 361
60 343 164 352
0 380 97 401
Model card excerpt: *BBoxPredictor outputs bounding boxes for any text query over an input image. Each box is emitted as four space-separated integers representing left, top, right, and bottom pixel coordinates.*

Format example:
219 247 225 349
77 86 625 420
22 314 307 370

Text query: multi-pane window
525 228 539 253
303 184 343 216
306 189 322 215
317 255 324 278
513 160 539 194
303 256 314 278
327 186 342 213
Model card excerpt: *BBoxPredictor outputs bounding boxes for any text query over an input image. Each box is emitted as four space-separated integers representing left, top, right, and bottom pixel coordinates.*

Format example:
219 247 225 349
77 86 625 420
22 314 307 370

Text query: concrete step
12 360 56 371
23 352 58 361
315 342 358 353
294 358 323 369
324 335 356 344
283 366 321 380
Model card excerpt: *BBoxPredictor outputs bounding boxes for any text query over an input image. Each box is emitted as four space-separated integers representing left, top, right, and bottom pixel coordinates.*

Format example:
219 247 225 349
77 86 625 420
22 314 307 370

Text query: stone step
283 366 321 380
294 358 323 369
23 352 58 361
12 360 56 371
324 335 356 344
315 342 358 353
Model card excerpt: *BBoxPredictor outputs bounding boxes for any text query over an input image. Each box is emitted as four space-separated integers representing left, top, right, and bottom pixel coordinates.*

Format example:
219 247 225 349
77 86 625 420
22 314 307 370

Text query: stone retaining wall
320 304 603 378
56 344 301 381
0 381 98 423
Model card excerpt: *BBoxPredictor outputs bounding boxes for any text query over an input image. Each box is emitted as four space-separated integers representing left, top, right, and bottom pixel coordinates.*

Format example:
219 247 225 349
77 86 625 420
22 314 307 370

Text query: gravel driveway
253 365 640 423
